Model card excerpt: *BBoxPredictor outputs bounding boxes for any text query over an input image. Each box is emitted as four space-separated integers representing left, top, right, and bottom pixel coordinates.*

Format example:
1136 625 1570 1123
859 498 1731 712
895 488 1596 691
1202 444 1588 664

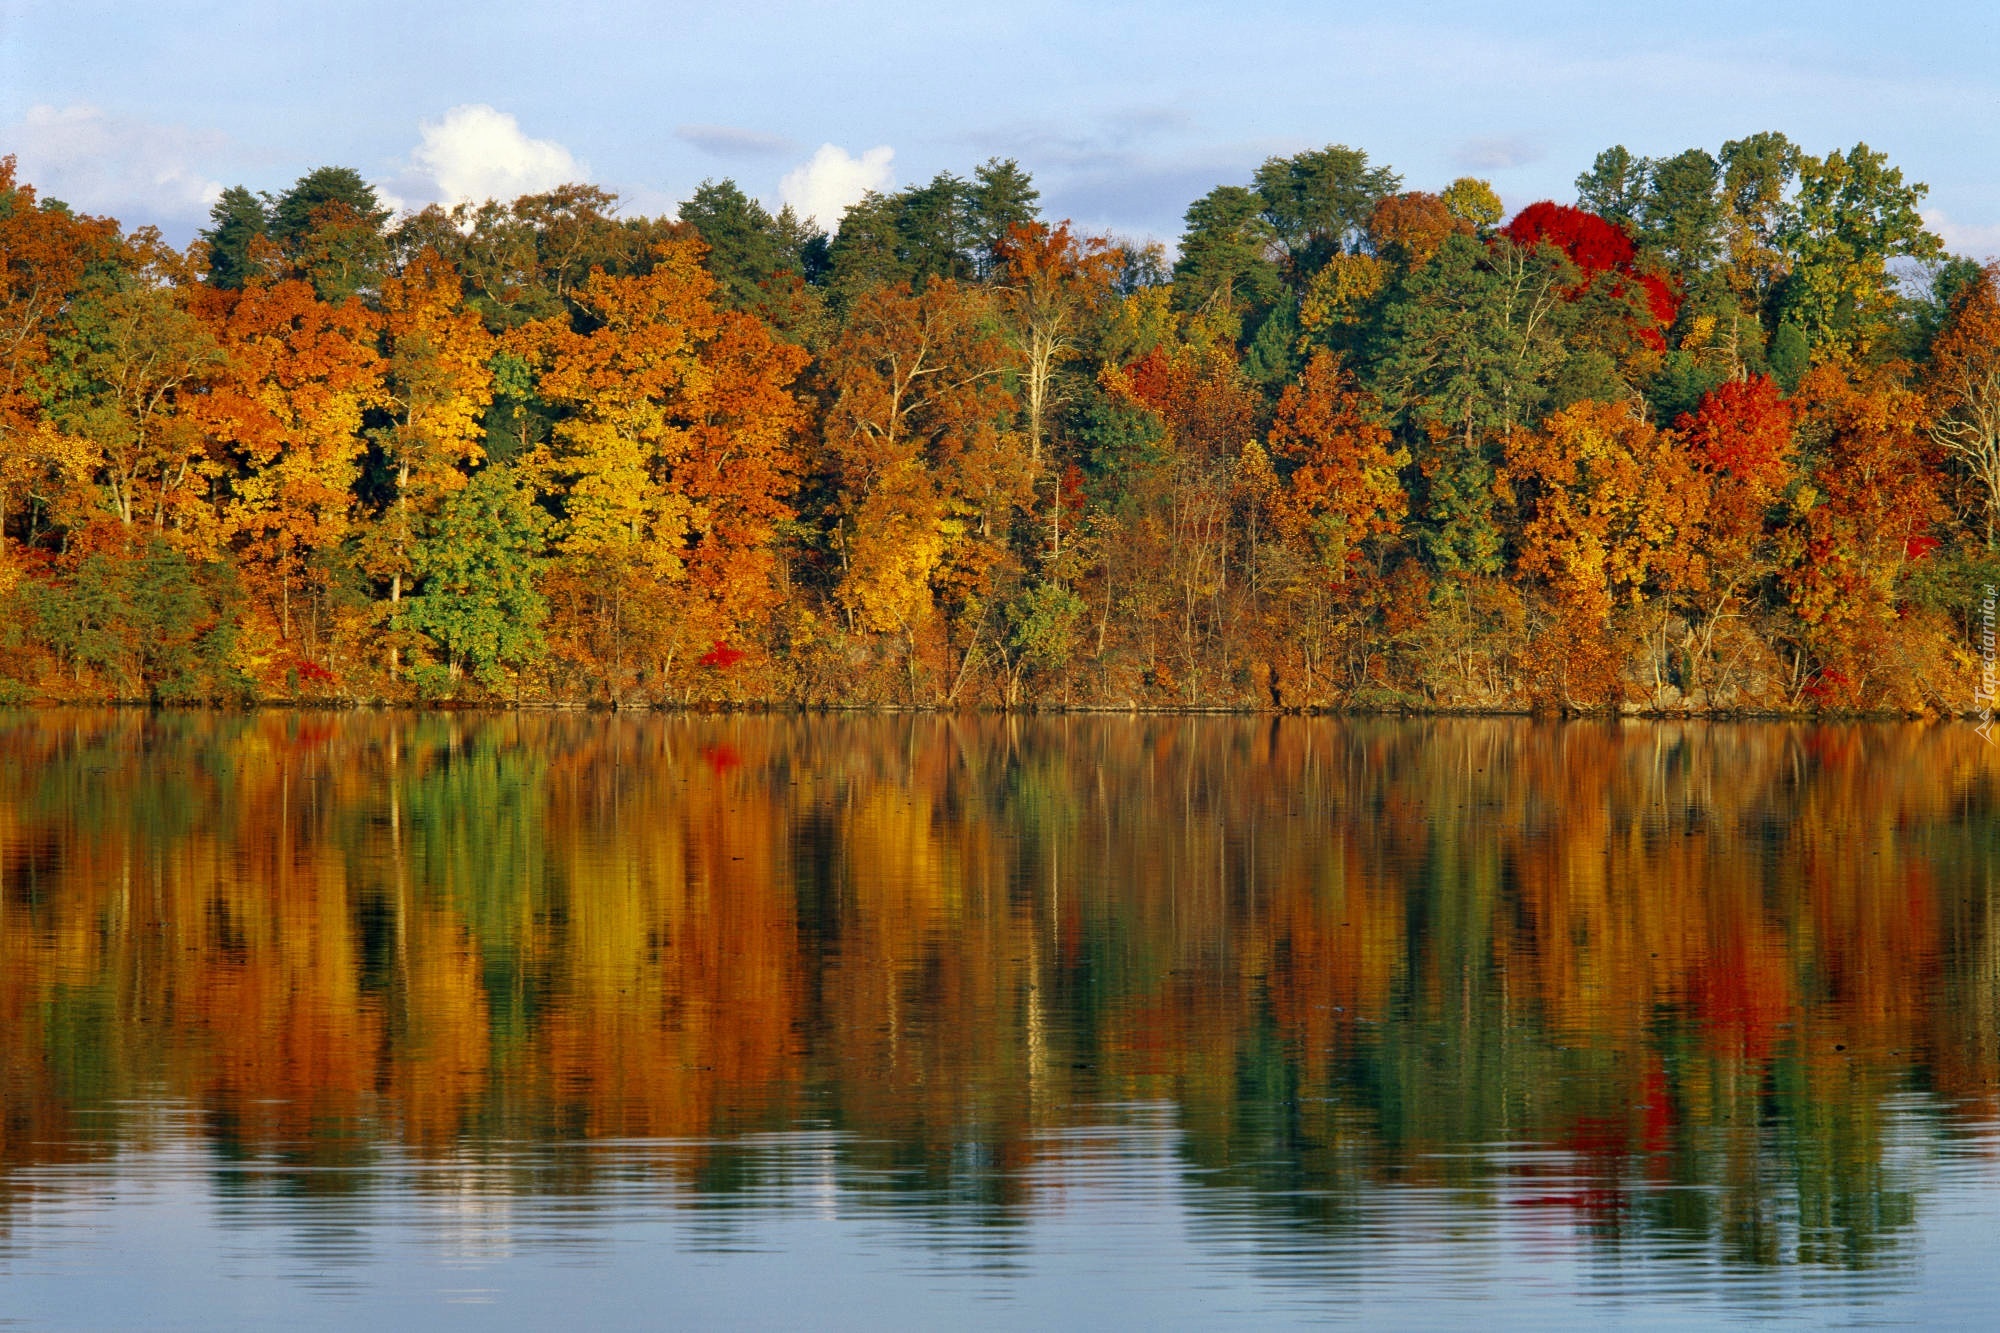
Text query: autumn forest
0 136 1994 711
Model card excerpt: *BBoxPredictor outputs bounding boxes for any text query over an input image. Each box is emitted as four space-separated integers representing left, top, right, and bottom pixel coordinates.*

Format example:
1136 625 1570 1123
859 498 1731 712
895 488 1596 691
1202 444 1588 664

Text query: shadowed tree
1172 185 1281 327
1719 131 1802 321
967 158 1040 277
199 186 274 290
1370 232 1574 574
678 178 827 316
1575 146 1646 232
270 166 392 303
1253 144 1401 280
1638 148 1725 278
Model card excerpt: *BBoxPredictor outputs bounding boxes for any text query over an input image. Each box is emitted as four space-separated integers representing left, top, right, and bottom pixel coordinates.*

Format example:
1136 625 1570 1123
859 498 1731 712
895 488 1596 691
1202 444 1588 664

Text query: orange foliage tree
1267 351 1408 569
1257 350 1408 702
1506 399 1705 703
198 277 384 669
1365 191 1466 269
0 158 121 585
1779 364 1945 704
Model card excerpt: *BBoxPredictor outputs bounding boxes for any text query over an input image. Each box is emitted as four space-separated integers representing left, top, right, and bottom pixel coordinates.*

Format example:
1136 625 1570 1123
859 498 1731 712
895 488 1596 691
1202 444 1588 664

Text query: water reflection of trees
0 711 1994 1270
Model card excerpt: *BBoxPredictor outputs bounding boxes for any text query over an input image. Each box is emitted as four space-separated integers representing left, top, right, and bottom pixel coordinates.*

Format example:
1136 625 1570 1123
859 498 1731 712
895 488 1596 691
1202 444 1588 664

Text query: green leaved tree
396 465 548 693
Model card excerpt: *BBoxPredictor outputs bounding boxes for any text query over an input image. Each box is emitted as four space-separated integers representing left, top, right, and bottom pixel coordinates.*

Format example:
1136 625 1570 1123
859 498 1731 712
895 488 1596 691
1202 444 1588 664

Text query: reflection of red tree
1692 933 1792 1061
700 742 742 774
1513 1116 1632 1217
1514 1058 1675 1218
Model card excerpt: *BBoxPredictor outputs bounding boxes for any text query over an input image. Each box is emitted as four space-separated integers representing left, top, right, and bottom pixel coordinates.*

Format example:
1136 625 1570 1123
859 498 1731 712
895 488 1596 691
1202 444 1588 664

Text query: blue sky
3 0 1997 255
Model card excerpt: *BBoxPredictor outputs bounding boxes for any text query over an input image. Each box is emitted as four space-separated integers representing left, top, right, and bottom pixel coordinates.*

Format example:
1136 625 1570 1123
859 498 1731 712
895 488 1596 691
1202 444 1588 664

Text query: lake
0 712 1995 1328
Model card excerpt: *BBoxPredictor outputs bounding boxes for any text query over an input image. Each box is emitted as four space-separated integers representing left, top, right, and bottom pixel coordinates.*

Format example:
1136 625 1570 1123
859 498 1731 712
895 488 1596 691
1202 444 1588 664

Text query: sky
3 0 1997 256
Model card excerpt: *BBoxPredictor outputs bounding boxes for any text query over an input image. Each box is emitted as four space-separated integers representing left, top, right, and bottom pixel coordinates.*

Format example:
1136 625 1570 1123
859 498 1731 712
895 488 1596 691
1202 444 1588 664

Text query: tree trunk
390 459 410 673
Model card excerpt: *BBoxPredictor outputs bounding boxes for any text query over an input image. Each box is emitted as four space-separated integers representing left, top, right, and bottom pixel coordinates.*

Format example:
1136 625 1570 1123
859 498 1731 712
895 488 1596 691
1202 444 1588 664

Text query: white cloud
393 104 586 210
5 103 224 222
1925 209 2000 261
779 143 894 229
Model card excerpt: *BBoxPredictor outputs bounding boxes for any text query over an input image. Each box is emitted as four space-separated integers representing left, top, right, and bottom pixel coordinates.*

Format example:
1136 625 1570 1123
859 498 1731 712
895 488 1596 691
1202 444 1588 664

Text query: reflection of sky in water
1 1112 1997 1328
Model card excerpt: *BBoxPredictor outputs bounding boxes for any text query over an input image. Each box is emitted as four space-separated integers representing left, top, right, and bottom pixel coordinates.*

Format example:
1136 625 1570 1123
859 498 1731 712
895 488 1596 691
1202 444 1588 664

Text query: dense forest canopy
0 135 1992 710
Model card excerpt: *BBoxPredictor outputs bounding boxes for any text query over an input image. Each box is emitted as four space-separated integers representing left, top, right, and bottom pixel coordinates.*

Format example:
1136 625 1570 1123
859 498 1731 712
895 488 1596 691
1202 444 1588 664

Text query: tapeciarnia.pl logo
1978 585 1997 745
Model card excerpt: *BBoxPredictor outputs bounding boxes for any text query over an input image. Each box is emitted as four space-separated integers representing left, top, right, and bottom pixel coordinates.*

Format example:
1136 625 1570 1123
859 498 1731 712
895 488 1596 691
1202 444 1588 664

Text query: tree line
0 135 1994 709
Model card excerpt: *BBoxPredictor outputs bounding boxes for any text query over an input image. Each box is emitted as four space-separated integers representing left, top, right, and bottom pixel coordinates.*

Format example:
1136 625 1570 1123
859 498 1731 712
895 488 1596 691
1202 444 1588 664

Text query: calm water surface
0 712 1996 1328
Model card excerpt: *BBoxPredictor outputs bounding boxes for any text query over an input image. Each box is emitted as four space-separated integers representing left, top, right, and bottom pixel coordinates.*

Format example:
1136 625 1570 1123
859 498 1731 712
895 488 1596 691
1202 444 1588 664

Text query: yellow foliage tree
372 250 495 616
819 280 1024 689
520 239 808 699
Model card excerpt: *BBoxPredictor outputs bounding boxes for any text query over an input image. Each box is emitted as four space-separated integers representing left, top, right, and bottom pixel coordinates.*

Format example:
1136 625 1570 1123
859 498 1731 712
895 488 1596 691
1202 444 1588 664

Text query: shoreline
1 698 1971 723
